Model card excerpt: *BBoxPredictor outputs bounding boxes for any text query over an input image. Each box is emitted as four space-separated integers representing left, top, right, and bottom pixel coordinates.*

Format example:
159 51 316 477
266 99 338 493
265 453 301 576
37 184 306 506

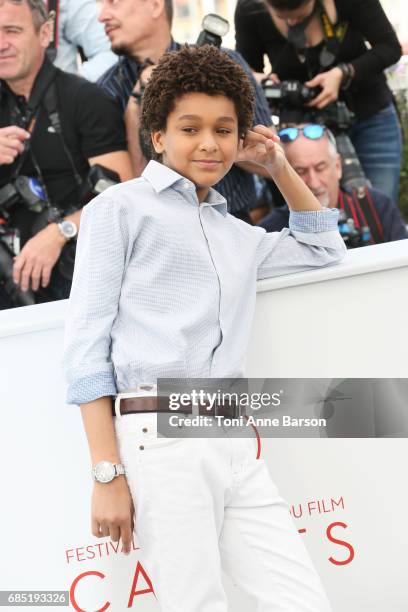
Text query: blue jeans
349 103 402 205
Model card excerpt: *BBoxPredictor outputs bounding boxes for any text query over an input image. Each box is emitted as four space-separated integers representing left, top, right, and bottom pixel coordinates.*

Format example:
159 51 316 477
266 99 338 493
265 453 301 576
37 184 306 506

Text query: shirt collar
121 38 179 72
142 160 228 216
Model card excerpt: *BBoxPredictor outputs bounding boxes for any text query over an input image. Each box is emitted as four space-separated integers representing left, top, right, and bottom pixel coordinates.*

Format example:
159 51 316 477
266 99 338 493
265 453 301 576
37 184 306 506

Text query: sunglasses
278 124 327 143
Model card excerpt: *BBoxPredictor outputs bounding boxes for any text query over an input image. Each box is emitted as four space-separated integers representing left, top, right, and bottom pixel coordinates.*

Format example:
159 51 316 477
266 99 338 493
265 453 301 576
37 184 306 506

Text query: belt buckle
114 392 133 418
212 399 242 419
114 383 157 417
232 400 240 419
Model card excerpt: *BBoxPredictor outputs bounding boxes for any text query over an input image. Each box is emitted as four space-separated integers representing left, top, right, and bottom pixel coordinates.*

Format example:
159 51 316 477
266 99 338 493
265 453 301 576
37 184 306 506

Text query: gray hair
2 0 48 30
325 128 338 160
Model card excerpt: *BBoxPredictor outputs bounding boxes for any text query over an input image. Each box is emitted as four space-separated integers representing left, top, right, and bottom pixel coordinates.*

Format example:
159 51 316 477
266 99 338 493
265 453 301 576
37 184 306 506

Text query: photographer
44 0 117 82
235 0 402 205
97 0 273 223
0 0 132 310
259 123 408 246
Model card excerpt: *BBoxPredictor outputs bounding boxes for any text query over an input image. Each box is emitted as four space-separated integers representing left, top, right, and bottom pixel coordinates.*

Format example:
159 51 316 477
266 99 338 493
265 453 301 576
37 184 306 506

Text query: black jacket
235 0 402 120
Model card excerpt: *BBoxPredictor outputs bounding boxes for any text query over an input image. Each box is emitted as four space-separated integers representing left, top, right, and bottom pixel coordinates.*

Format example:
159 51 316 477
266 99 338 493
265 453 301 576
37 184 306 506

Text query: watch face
60 221 77 239
94 461 115 483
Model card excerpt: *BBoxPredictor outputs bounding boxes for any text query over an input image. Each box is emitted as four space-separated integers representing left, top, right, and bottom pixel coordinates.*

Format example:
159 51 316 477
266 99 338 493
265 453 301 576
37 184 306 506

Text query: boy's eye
181 127 233 135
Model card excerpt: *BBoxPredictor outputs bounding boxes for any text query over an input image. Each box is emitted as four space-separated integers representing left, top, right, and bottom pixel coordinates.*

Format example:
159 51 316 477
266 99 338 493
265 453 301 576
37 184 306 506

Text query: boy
64 45 343 611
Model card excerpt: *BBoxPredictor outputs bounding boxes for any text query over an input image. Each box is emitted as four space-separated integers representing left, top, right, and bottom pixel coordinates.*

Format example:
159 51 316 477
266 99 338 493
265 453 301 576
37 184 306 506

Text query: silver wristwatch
57 220 78 241
92 461 125 483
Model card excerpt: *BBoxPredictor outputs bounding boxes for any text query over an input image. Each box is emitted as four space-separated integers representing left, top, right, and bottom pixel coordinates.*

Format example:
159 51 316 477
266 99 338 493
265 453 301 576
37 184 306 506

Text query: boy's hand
236 125 286 177
91 475 135 554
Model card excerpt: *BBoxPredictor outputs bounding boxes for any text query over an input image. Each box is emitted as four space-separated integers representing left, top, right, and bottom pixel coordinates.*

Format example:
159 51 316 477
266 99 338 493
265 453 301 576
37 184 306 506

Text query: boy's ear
151 130 165 155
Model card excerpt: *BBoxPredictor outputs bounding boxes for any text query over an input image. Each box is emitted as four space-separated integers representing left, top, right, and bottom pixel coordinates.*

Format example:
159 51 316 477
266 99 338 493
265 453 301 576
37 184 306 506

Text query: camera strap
352 188 384 244
8 58 82 204
339 189 385 244
42 84 83 188
316 0 348 68
46 0 60 62
8 60 59 185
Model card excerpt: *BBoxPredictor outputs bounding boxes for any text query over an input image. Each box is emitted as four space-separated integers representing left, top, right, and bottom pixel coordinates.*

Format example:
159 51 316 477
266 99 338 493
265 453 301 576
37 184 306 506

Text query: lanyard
5 58 82 208
7 61 58 200
317 0 348 68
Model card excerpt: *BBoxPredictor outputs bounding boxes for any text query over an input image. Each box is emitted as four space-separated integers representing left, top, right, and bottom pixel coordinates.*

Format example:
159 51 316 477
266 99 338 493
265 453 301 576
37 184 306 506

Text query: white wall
1 241 408 611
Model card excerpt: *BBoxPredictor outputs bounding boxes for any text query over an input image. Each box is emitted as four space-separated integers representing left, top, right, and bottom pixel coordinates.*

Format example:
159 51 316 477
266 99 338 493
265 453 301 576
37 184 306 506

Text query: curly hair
141 44 255 161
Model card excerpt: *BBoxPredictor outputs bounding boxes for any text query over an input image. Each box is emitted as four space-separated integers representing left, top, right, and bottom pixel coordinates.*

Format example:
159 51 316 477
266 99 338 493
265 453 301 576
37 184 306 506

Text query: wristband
337 63 354 90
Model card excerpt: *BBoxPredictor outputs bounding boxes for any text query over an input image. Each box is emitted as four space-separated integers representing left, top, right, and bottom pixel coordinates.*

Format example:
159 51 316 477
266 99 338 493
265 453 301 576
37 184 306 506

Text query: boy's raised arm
236 125 347 279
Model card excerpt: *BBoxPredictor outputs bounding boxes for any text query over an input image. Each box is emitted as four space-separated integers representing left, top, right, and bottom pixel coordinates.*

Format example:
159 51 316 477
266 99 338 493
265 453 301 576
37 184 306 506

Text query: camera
262 79 320 110
262 78 370 191
337 209 371 248
0 176 48 215
196 14 229 48
0 165 120 308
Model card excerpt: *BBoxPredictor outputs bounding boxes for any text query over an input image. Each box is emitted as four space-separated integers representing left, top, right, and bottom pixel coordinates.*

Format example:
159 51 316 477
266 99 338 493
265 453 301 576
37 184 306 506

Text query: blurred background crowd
1 0 407 310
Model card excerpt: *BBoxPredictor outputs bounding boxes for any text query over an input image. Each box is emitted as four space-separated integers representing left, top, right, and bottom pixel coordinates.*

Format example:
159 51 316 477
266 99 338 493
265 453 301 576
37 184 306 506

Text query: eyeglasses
278 124 327 143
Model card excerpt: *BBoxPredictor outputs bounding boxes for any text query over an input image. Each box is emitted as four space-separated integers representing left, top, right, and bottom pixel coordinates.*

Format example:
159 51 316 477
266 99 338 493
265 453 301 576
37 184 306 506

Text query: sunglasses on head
278 124 326 143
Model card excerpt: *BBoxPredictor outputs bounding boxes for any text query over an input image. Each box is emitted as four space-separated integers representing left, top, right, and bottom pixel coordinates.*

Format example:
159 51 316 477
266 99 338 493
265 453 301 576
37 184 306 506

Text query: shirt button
182 181 190 190
142 428 148 433
139 445 144 450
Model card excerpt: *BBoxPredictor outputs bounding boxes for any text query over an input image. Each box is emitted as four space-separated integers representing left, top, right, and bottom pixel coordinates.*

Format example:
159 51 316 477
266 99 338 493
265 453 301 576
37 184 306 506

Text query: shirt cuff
289 209 339 233
66 372 117 406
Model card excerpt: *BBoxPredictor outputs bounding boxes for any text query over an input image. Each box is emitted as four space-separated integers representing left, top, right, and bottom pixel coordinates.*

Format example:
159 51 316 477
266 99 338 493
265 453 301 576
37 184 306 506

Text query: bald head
283 130 342 208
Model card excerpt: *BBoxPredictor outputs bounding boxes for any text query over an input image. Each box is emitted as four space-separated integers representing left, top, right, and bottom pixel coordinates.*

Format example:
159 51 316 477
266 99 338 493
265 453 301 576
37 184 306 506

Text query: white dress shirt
63 161 346 405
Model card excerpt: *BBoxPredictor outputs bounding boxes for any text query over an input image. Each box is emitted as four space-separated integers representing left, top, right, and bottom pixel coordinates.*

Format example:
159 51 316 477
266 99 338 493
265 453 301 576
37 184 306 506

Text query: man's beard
112 43 134 57
313 190 331 208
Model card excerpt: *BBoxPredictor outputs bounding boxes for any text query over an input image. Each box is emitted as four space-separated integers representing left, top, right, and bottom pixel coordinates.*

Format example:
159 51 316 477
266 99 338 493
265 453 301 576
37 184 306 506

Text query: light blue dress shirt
63 161 346 405
52 0 117 82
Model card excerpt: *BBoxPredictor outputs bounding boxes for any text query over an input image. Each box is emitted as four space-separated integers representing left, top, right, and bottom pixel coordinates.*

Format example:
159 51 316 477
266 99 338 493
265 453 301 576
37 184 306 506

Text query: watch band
92 461 125 483
114 463 125 477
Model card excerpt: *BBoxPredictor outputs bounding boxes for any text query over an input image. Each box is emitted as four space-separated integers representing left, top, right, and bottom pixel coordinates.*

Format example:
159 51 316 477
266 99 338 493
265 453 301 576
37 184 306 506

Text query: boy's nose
198 137 218 152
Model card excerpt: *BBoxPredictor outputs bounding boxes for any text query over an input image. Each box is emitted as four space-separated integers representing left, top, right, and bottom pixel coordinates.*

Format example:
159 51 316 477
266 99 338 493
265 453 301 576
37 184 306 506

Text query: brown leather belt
113 396 240 418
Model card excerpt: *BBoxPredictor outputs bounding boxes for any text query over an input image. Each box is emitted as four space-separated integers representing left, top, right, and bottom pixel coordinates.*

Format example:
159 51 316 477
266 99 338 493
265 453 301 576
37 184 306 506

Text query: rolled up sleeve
62 195 130 406
256 208 347 280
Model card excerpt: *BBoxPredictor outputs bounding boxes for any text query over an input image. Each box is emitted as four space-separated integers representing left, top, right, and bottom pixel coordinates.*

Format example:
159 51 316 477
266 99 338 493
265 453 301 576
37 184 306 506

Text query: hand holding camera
0 126 30 165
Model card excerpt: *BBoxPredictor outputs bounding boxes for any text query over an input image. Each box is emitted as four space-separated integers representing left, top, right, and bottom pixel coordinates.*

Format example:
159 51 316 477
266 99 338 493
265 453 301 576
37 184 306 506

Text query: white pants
114 412 332 612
